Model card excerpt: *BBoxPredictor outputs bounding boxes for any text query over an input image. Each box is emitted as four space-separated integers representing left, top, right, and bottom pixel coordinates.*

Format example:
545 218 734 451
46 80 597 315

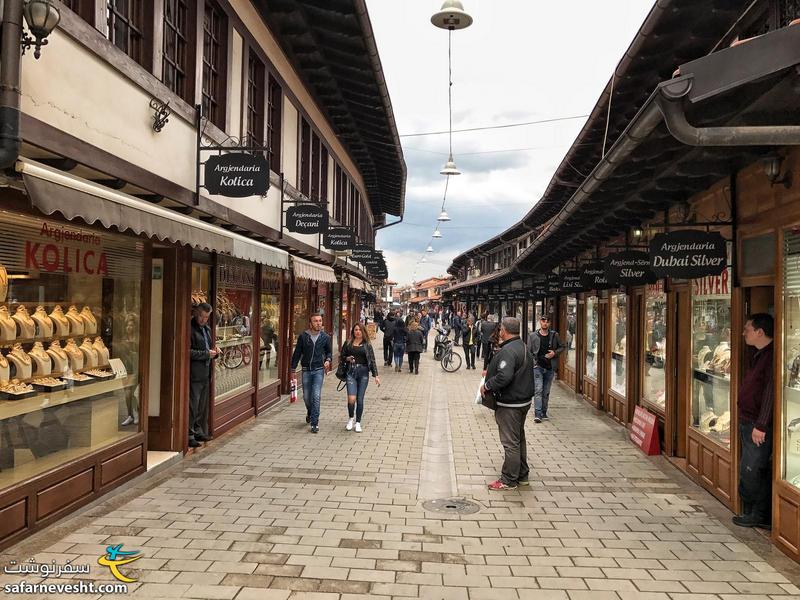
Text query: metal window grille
202 1 227 127
107 0 144 63
247 51 265 150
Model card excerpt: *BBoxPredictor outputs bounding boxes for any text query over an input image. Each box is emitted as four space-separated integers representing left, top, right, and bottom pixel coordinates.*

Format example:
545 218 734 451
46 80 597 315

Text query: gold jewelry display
0 264 7 303
79 337 98 368
29 342 52 376
80 307 97 334
49 305 70 336
0 379 33 394
64 338 84 371
7 343 32 380
12 305 36 339
92 337 110 365
65 305 84 335
46 340 69 373
31 305 54 338
0 306 16 341
0 352 9 383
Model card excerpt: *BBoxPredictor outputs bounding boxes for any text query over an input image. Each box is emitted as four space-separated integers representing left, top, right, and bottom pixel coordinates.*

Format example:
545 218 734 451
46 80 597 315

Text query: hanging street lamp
437 210 451 222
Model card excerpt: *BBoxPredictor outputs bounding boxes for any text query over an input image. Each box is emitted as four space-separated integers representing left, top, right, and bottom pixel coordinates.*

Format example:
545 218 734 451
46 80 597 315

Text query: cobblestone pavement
2 333 800 599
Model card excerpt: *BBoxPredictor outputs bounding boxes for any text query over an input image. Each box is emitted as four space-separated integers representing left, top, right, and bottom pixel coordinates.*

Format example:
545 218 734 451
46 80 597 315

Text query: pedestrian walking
480 313 498 363
452 310 464 346
419 308 432 352
480 317 535 491
374 306 384 330
733 313 774 529
340 323 381 433
380 310 398 366
475 312 485 359
527 315 565 423
391 317 408 372
290 313 332 433
406 319 424 374
189 303 217 448
463 315 480 370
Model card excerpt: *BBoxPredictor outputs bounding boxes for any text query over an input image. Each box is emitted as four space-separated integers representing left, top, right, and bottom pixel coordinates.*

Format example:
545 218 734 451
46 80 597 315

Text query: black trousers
495 404 531 485
408 351 420 372
189 378 210 440
476 340 482 358
422 332 429 351
481 342 492 363
738 421 772 520
464 344 477 368
383 338 393 364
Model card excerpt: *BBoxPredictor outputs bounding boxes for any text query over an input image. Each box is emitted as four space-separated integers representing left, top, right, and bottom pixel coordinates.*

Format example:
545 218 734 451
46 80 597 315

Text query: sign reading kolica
605 251 657 286
649 230 727 278
559 269 583 293
580 261 609 289
323 226 355 250
286 205 328 234
204 153 269 197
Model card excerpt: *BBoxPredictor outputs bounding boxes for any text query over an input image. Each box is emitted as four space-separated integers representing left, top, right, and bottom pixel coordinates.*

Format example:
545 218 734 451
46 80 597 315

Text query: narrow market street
1 333 799 600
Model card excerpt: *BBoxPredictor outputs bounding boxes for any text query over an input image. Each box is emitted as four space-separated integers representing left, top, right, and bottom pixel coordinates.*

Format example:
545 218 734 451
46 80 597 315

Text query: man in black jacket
189 303 218 448
380 311 398 366
481 317 535 491
527 315 566 423
480 314 497 361
291 313 332 433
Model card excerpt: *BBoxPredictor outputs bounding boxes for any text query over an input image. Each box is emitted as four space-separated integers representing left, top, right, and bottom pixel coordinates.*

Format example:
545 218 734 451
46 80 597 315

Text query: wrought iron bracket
149 98 171 133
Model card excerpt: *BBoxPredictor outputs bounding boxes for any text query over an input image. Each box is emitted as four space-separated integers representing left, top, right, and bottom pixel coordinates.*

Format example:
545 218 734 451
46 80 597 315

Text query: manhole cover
422 498 480 514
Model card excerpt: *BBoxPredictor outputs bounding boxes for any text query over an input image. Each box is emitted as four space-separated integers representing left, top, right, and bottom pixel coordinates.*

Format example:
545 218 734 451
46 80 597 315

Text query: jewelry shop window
610 294 627 397
292 277 310 347
0 212 142 489
258 267 282 388
214 257 255 402
585 296 599 380
782 229 800 490
643 281 667 411
691 266 732 448
564 296 577 370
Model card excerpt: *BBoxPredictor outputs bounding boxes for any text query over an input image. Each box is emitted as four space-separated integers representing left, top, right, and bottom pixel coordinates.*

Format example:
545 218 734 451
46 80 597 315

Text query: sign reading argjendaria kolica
649 230 727 278
204 154 269 197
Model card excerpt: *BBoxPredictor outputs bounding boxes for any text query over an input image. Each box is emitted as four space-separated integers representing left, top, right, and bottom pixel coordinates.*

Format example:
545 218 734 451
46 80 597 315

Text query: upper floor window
107 0 147 66
267 75 282 173
202 1 228 129
299 119 329 201
334 164 344 222
65 1 94 24
162 0 195 102
246 50 265 149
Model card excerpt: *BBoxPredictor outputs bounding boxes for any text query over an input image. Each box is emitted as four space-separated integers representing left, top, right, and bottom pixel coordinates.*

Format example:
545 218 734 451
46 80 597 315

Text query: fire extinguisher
290 377 297 403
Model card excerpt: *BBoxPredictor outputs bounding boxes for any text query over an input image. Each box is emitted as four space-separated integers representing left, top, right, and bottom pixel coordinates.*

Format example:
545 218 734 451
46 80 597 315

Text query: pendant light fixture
437 210 451 222
432 229 442 239
426 244 434 253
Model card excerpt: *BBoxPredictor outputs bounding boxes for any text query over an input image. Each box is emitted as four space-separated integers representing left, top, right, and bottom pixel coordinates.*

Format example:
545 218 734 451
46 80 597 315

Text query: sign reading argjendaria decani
580 261 609 289
649 230 727 279
204 154 269 197
286 205 328 234
323 226 356 250
604 251 657 286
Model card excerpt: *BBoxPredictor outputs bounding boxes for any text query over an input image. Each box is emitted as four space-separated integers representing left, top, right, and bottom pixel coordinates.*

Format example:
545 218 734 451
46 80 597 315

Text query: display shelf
0 364 113 386
0 375 136 421
693 369 731 385
612 351 625 361
0 334 101 349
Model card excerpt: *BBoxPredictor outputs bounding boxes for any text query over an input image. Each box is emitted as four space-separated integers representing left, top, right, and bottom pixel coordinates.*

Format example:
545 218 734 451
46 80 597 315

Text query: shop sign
630 405 660 455
286 205 329 234
323 226 356 250
26 223 109 276
605 251 657 286
692 266 731 298
351 244 374 261
204 153 269 197
649 230 727 279
580 261 609 289
546 273 561 295
559 269 583 293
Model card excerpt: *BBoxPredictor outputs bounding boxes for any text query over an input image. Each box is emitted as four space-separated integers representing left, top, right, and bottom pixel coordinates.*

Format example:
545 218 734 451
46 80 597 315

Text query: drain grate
422 498 480 515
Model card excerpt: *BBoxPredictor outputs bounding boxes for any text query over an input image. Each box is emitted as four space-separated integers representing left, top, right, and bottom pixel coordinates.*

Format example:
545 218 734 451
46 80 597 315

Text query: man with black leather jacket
380 311 398 366
189 303 217 448
480 317 535 491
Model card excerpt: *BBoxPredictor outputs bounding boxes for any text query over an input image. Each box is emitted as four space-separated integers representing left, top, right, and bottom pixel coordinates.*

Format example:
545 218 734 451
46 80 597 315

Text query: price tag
108 358 128 379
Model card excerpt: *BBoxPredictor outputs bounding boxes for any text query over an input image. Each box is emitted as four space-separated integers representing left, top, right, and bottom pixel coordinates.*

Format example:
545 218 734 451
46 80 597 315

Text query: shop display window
258 267 282 388
214 257 255 402
527 302 534 337
782 229 800 490
643 282 667 411
564 296 577 370
585 296 598 380
0 212 141 489
690 267 732 448
610 294 627 396
293 277 310 347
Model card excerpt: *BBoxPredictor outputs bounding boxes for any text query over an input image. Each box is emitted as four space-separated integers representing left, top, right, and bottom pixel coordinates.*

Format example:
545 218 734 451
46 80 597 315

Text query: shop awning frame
293 256 337 283
16 158 290 270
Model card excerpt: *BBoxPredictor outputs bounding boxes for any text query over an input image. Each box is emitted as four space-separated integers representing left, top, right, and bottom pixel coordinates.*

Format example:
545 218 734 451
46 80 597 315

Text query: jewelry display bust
0 306 15 341
32 305 54 338
0 265 7 303
7 343 32 380
46 340 68 373
29 342 52 376
79 337 98 368
0 353 9 383
65 305 84 335
49 305 70 336
12 305 36 339
80 307 98 335
64 338 84 371
92 337 110 365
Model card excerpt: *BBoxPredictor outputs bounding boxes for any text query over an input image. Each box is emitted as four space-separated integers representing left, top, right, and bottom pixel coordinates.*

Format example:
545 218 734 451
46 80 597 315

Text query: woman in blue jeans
341 323 381 432
392 317 408 372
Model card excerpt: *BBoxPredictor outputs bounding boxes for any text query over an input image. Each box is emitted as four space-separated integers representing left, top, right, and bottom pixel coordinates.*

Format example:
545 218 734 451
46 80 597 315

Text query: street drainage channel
422 498 480 515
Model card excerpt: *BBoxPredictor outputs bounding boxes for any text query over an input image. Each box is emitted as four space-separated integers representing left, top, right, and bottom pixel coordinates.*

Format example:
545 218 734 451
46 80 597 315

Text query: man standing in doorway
189 303 217 448
527 315 566 423
733 313 774 529
419 308 432 352
291 313 332 433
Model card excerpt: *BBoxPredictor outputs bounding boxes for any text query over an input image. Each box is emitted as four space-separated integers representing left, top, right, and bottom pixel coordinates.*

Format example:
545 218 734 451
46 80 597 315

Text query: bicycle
440 337 462 372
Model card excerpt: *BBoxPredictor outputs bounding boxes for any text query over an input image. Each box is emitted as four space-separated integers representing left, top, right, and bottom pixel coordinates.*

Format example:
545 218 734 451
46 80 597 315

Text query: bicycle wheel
441 350 462 372
223 347 244 369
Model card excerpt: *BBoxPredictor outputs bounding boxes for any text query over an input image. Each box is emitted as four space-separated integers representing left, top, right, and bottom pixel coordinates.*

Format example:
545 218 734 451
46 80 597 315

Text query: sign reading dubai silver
286 205 328 234
204 153 269 197
580 261 609 289
323 226 355 250
649 230 727 278
560 269 583 292
605 251 657 285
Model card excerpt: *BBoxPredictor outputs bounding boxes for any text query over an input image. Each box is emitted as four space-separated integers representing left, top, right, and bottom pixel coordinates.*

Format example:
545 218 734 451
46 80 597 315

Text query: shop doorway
741 286 775 393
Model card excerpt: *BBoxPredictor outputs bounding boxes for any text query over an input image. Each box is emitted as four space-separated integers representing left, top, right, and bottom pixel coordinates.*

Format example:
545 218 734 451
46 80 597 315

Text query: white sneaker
346 418 355 431
121 415 134 426
355 422 362 433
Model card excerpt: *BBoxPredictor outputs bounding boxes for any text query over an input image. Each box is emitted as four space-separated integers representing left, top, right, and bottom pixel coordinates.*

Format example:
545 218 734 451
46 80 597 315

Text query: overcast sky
366 0 654 286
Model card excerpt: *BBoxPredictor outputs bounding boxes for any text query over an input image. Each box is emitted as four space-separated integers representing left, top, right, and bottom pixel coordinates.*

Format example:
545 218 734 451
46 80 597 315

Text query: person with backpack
527 314 566 423
480 317 535 491
340 323 381 433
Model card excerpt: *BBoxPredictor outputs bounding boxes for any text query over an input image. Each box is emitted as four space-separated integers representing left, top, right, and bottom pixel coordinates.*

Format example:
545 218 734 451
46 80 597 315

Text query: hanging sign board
649 230 727 279
580 261 610 289
546 273 561 295
323 226 356 250
286 205 328 234
630 405 661 455
605 251 657 286
351 244 374 261
204 153 269 197
560 269 583 293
